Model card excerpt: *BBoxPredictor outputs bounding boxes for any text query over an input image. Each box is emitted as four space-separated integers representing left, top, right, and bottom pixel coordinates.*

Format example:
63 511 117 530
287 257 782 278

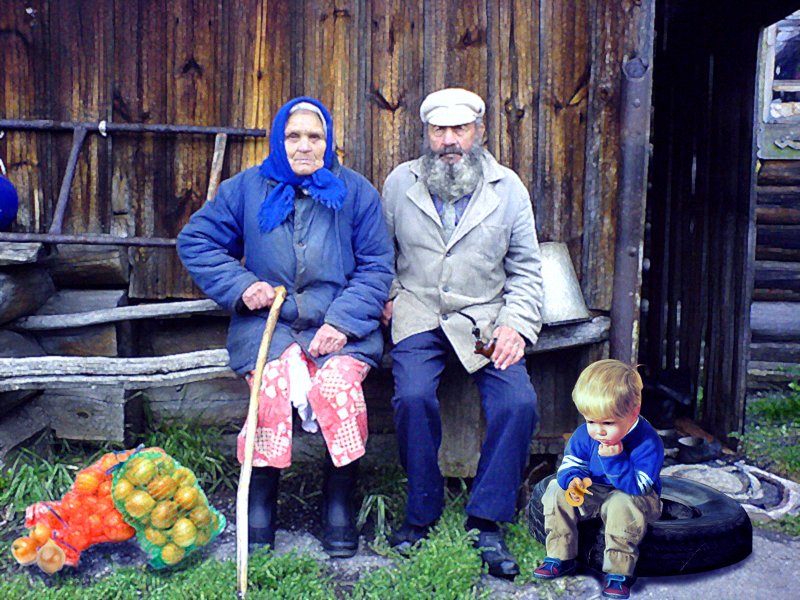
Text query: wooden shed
1 0 793 461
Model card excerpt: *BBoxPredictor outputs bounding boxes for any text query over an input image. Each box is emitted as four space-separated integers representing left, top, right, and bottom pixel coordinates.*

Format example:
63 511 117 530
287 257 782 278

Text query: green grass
735 380 800 482
759 513 800 537
1 425 549 598
0 550 335 599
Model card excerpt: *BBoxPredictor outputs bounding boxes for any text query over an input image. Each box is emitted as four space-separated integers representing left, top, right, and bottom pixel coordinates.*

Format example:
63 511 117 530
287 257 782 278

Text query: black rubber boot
248 466 280 548
321 455 359 558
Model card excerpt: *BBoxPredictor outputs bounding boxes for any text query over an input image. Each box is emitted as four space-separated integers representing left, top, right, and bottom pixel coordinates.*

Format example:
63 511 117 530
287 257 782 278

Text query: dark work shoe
533 557 577 580
473 530 520 580
321 457 359 558
388 522 432 556
602 573 636 599
248 466 280 548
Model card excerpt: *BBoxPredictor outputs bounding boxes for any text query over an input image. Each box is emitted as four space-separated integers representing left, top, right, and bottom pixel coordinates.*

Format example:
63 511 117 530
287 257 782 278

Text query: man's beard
420 145 484 202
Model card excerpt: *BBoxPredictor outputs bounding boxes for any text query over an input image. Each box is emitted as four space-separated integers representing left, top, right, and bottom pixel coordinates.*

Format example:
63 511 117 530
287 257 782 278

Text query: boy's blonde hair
572 359 643 419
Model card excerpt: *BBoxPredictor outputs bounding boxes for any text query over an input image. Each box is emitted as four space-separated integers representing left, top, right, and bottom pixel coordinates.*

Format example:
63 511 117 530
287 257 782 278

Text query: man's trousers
391 328 538 525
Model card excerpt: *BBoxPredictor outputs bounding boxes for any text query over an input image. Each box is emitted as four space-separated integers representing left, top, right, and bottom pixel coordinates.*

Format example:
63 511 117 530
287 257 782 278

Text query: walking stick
236 285 287 598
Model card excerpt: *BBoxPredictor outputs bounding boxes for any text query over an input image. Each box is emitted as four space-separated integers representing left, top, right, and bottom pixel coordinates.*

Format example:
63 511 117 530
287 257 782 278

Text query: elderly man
381 88 543 578
178 97 393 558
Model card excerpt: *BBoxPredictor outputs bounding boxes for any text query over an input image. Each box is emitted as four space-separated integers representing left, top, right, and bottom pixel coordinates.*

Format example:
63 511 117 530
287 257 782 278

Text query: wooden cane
236 285 287 598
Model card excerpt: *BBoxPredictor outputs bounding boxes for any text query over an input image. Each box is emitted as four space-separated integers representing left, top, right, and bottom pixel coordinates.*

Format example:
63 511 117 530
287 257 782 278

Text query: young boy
533 359 663 600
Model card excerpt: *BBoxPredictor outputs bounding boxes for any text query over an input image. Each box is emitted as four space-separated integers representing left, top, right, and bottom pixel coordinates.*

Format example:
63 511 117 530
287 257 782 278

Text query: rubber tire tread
527 474 752 576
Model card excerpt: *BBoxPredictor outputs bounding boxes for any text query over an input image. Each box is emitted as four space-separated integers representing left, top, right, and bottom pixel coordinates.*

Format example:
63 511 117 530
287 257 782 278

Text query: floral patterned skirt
236 343 370 468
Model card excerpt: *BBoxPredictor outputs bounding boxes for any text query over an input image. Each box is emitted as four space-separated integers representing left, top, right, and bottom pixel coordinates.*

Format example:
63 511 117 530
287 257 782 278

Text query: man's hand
490 325 525 370
598 441 624 457
381 300 393 327
241 281 276 311
309 323 347 357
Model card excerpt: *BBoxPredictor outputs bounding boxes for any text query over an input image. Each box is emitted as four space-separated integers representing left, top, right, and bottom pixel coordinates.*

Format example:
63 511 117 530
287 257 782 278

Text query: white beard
420 146 484 202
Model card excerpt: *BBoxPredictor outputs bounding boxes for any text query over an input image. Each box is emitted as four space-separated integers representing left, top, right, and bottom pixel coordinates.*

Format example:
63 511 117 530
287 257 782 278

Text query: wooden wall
0 0 651 307
641 0 800 444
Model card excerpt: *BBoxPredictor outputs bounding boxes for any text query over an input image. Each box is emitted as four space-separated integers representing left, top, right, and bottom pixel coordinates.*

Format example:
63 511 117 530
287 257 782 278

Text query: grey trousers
541 478 662 576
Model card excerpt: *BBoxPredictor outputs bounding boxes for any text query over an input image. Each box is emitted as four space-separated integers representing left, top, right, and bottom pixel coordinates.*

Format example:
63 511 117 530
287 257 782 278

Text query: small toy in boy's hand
565 476 593 507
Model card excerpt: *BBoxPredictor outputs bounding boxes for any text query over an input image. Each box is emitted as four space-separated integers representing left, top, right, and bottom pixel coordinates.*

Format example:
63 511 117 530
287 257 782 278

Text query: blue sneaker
602 573 636 599
533 556 577 579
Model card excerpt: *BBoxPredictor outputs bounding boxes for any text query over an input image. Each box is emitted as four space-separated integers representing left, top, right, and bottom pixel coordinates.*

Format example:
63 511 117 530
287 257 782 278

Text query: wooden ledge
0 317 610 392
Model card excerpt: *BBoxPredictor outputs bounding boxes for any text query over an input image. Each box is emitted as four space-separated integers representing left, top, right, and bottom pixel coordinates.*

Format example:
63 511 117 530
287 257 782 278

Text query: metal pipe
610 57 653 363
0 118 266 137
49 126 87 234
0 232 176 247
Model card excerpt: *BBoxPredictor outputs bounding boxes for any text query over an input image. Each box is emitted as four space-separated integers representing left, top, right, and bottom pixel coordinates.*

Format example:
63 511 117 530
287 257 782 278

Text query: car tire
527 474 752 576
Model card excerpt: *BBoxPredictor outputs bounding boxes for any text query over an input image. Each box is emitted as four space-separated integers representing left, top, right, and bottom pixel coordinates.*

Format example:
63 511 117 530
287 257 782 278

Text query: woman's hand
309 324 347 357
241 281 276 311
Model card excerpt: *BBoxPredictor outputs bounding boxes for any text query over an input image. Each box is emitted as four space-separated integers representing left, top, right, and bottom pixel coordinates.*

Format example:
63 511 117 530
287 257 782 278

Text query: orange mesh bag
14 449 137 574
111 447 226 568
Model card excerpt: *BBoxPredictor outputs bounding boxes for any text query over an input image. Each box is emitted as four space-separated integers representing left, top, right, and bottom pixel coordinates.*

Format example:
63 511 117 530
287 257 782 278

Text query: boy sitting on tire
533 359 664 600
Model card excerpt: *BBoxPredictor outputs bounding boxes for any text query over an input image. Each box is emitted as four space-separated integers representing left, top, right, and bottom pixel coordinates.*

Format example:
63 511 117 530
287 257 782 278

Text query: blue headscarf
258 97 346 233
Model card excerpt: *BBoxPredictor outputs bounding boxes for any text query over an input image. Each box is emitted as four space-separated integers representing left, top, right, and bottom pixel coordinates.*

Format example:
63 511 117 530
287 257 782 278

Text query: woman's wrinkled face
284 110 327 176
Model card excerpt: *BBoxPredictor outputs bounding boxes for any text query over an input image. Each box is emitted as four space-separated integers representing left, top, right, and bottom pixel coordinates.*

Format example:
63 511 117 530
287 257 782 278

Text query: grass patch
736 380 800 482
0 550 335 599
144 421 238 494
759 513 800 537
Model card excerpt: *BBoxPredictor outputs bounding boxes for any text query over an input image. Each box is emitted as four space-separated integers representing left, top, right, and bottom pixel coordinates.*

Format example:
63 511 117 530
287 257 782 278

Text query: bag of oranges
111 447 226 568
14 449 138 574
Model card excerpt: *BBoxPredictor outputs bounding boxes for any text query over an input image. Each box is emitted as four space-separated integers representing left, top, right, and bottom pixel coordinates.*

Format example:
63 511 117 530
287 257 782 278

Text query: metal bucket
539 242 590 325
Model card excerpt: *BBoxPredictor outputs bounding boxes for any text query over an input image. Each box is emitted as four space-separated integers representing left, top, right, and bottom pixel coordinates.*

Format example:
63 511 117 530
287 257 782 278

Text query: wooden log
36 387 128 442
0 401 49 461
0 349 235 392
25 289 128 356
45 245 129 287
757 225 800 250
752 288 800 302
0 266 55 325
12 298 220 331
0 331 45 414
750 342 800 363
140 316 228 356
756 186 800 224
0 242 45 266
747 361 800 389
144 378 250 427
756 247 800 261
758 160 800 186
751 301 800 341
755 261 800 292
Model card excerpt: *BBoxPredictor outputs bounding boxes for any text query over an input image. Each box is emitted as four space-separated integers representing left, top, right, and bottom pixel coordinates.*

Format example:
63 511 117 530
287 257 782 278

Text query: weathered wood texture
0 243 45 266
44 245 129 287
0 0 641 309
0 266 55 325
639 1 795 444
37 387 128 442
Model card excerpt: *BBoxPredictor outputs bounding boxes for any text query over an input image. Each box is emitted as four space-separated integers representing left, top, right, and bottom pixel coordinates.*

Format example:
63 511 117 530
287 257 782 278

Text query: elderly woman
177 97 393 558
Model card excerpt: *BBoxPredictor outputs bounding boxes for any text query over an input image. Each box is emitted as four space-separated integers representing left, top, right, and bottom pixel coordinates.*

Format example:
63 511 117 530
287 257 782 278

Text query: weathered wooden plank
144 377 250 428
140 315 229 356
0 2 47 233
0 401 49 460
35 327 118 357
45 244 129 286
231 0 292 173
750 342 800 363
747 361 800 389
487 0 539 201
0 242 45 265
13 299 220 331
535 0 590 285
757 224 800 250
755 260 800 292
47 0 111 236
0 266 55 325
752 288 800 302
758 160 800 186
38 387 128 442
756 186 800 224
370 0 424 190
751 301 800 341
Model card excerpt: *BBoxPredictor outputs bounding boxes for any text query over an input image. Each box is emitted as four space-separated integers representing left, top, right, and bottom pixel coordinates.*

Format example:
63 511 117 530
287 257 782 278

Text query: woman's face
284 110 327 176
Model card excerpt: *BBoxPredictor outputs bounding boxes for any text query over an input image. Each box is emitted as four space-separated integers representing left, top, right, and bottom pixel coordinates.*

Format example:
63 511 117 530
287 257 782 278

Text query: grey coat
382 150 543 373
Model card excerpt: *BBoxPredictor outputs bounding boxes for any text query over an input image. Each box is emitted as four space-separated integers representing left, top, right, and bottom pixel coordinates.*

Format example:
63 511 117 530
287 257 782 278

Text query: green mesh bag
111 448 226 568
